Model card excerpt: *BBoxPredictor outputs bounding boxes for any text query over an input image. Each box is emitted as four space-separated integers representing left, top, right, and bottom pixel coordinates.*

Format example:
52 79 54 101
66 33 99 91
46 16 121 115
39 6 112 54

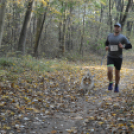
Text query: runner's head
114 23 121 34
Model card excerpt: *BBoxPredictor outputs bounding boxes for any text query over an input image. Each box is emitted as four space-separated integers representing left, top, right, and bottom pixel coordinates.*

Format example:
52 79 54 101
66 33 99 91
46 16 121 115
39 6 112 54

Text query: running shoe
108 83 113 90
114 85 119 93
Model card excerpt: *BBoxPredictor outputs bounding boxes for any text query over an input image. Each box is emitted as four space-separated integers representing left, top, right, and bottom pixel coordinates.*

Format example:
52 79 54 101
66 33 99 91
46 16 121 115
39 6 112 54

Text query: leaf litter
0 54 134 133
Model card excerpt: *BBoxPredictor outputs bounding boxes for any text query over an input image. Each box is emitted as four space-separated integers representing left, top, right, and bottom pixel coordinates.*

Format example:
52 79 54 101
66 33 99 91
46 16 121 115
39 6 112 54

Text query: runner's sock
115 83 118 87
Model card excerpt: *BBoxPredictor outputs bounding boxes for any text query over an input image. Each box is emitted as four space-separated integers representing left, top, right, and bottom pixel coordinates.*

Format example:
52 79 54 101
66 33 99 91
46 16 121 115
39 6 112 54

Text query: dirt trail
35 54 134 134
26 65 133 134
1 53 134 134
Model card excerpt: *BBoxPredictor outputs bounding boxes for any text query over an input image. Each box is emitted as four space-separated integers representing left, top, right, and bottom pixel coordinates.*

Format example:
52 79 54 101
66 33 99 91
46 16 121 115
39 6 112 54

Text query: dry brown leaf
51 130 57 134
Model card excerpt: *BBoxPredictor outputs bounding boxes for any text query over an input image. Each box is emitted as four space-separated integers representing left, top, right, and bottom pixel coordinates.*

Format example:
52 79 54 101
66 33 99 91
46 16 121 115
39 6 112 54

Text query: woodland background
0 0 134 59
1 0 134 133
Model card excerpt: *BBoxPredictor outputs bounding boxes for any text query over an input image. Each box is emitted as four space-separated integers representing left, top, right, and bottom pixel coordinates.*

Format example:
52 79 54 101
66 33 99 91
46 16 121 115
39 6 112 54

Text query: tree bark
120 0 125 22
127 21 133 38
58 1 66 57
58 21 62 55
33 3 48 57
126 3 134 36
67 5 72 51
79 4 86 56
11 0 15 51
62 3 66 54
100 4 104 23
18 0 34 54
108 0 113 32
127 21 133 31
0 0 7 47
114 0 122 22
120 0 133 30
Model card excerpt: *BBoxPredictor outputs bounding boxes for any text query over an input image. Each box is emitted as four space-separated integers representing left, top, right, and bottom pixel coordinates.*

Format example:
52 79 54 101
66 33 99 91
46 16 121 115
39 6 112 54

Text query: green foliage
100 0 107 6
94 1 101 8
0 56 56 82
36 5 46 15
64 51 83 61
67 1 76 8
2 0 134 60
96 39 106 49
0 58 13 67
60 4 66 13
19 55 53 72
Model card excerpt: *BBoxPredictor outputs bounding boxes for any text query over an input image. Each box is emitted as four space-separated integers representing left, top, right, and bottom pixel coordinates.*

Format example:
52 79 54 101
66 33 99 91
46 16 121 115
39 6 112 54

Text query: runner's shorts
107 56 122 70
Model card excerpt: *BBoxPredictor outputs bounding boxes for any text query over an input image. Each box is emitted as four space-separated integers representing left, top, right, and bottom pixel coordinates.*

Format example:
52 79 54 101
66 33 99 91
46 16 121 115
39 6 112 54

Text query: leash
101 51 107 66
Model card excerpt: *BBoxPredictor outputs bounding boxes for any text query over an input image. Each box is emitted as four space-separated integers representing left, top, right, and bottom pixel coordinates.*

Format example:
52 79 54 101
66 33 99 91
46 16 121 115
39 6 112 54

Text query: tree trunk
120 0 125 22
114 0 122 22
108 0 113 32
18 0 34 54
58 1 66 57
62 4 66 54
126 3 134 36
127 21 133 31
120 0 133 30
11 0 15 51
67 5 73 51
0 0 7 47
58 21 62 55
100 4 104 23
33 4 48 57
127 21 133 37
79 4 86 56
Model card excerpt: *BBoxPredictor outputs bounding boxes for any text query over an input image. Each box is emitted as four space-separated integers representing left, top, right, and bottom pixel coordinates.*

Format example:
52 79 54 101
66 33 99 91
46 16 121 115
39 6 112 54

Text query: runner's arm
124 37 132 49
124 43 132 49
105 37 109 51
105 38 109 46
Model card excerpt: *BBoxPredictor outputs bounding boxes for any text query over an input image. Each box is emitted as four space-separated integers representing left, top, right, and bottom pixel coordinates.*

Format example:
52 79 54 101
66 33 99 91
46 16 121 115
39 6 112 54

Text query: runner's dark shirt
105 33 132 58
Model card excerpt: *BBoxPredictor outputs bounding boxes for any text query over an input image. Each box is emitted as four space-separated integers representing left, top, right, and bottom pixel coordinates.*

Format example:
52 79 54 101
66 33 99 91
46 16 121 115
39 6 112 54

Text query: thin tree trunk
30 17 33 48
99 4 105 54
127 21 133 36
120 0 133 30
126 3 134 37
58 1 66 57
62 3 66 54
79 5 85 56
68 17 71 51
0 0 7 47
12 0 15 51
114 0 121 22
100 4 104 23
33 4 48 57
59 21 62 55
99 4 105 35
120 0 125 22
109 0 113 32
66 5 72 51
18 0 34 54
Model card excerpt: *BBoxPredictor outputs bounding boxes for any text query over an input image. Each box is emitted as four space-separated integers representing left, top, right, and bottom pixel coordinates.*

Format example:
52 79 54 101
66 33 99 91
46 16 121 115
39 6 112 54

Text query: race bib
110 45 118 51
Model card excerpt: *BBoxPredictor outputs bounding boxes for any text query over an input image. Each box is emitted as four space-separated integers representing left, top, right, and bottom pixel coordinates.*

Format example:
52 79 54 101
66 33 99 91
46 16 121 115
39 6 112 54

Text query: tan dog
80 70 94 95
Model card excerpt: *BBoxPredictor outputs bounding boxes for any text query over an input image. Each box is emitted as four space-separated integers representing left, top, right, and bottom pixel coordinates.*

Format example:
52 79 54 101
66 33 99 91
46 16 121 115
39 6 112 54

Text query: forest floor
0 51 134 134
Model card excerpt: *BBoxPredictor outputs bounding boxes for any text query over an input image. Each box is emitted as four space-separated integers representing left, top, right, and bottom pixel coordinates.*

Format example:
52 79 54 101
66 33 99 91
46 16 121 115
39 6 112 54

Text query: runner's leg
114 58 122 85
115 69 120 84
107 66 113 83
107 57 114 83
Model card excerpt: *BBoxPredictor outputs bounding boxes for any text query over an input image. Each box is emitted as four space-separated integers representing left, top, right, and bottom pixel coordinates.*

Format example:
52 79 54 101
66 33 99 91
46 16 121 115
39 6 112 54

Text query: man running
105 22 132 92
